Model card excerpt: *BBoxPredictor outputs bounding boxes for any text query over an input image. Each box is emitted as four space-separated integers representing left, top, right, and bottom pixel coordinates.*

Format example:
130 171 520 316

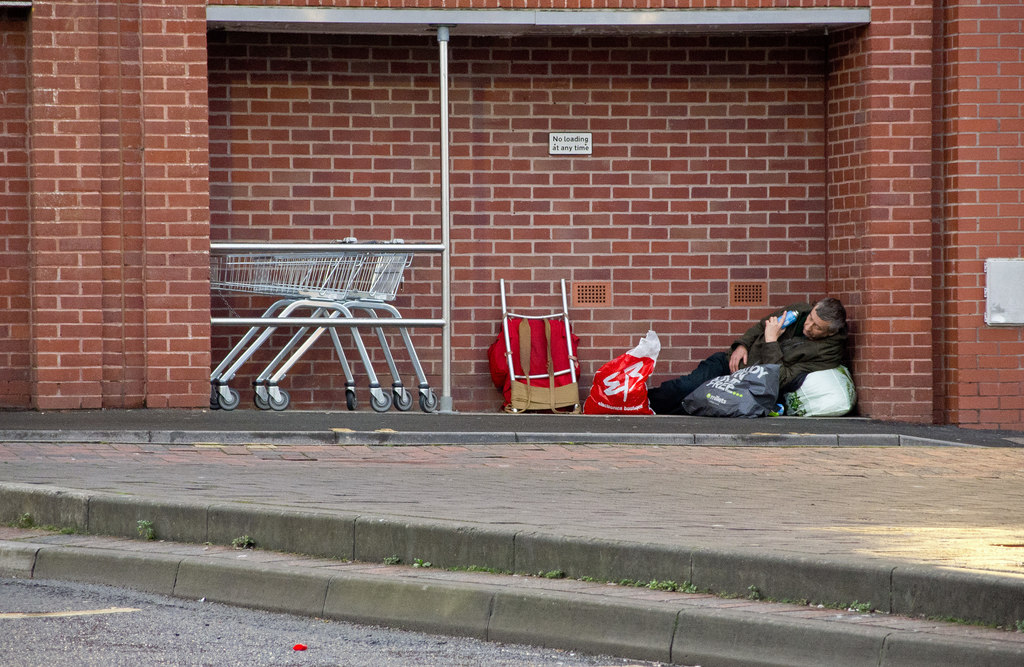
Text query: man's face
803 308 835 340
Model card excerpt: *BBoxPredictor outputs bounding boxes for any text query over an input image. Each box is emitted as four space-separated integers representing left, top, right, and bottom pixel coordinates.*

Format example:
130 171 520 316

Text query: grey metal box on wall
985 258 1024 326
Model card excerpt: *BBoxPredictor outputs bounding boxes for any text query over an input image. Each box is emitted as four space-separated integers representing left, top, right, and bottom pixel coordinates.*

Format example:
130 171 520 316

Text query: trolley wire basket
211 252 366 302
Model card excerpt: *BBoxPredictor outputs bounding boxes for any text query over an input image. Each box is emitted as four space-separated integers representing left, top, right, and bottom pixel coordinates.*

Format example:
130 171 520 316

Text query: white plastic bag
782 366 856 417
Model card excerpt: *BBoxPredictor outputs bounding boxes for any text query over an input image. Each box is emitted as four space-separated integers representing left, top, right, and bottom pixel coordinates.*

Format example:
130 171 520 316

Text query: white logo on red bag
601 361 647 403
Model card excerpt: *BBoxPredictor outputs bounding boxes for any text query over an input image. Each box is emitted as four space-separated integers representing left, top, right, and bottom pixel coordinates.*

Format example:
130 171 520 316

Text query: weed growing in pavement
136 520 156 541
613 579 698 593
232 535 255 550
451 564 513 575
412 558 432 568
747 585 764 601
382 555 401 565
540 569 566 579
847 601 873 613
647 580 696 593
1015 619 1024 633
926 614 1010 630
8 515 77 535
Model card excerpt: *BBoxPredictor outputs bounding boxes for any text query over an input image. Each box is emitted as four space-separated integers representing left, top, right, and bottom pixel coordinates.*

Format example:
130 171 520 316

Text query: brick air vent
572 281 611 308
730 281 767 307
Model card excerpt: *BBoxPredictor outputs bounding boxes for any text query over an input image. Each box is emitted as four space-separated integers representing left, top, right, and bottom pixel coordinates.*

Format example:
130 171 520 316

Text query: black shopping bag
681 364 781 418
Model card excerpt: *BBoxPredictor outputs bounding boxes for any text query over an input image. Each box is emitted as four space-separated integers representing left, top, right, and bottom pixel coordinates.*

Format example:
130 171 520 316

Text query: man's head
803 297 847 340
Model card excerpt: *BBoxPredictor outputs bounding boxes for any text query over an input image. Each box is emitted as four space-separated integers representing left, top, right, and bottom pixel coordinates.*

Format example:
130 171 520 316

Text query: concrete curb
3 541 1023 666
0 429 337 446
0 428 977 447
2 482 1023 630
34 547 183 596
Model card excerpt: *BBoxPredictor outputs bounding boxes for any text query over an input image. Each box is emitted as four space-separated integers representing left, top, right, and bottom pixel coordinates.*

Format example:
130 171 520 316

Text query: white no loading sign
548 132 592 155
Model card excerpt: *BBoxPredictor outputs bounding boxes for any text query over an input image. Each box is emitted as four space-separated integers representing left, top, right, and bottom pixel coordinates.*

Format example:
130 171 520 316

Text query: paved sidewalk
3 440 1024 573
2 410 1024 664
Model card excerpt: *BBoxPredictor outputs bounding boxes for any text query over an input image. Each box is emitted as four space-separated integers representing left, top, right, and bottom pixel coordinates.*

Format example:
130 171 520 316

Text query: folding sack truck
490 279 581 413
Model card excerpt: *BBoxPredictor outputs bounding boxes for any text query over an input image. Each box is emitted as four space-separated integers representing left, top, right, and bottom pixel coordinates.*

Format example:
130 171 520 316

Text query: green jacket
732 302 848 391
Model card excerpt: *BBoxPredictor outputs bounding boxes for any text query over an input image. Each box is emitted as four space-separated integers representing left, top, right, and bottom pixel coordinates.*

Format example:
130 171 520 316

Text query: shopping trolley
209 240 440 412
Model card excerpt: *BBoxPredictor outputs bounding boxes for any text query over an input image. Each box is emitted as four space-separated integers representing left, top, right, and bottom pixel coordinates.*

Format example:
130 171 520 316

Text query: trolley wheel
370 390 393 413
418 389 439 413
209 386 221 410
268 389 290 412
253 392 270 411
345 389 357 411
217 387 240 411
394 387 413 412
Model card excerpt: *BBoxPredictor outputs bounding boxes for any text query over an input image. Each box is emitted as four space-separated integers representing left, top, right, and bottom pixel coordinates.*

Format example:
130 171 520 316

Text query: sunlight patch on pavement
815 525 1024 573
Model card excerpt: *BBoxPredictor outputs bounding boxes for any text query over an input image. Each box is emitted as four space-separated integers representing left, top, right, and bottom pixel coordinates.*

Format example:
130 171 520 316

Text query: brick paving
2 441 1024 575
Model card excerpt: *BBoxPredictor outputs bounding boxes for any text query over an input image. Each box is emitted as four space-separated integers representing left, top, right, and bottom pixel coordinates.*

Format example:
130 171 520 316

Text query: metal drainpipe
437 25 454 412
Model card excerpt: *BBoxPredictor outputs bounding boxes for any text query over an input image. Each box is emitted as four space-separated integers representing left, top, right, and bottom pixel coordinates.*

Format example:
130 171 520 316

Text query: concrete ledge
208 505 356 560
0 429 336 445
87 495 209 544
489 590 676 663
324 576 494 639
0 430 153 444
514 532 691 583
837 433 900 447
353 516 517 571
514 432 696 446
880 631 1024 666
0 541 39 578
156 430 337 446
32 547 181 596
173 558 332 616
335 429 520 446
672 607 889 667
898 435 979 448
891 565 1024 628
690 549 894 611
694 433 841 447
0 428 981 448
0 483 90 531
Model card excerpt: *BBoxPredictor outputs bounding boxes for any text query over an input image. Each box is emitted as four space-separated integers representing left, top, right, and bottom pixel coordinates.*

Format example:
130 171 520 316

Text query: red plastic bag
583 331 660 415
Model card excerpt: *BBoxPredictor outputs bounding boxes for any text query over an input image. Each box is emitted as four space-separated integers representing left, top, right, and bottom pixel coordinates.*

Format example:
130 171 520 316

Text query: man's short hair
814 297 847 334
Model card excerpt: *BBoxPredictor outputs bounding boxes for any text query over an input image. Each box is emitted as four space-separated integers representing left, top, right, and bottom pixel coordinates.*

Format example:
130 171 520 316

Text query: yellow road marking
0 607 140 619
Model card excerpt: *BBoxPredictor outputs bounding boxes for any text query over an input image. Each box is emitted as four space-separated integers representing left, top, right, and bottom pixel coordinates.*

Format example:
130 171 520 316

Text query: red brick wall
22 0 210 410
7 1 1021 427
0 11 30 408
934 0 1024 429
826 2 935 424
209 31 832 411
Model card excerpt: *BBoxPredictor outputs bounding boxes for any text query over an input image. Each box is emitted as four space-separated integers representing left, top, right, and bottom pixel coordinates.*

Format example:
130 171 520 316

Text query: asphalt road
0 578 663 667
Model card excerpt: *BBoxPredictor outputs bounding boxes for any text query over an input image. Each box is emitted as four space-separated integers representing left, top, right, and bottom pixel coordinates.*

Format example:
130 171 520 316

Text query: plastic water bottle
780 310 798 329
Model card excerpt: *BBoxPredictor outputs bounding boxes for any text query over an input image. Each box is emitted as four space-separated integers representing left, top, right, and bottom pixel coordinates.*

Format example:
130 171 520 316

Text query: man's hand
763 316 785 343
729 345 748 373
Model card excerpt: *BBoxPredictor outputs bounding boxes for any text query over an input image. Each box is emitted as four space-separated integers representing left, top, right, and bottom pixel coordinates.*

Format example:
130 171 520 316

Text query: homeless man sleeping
646 298 848 416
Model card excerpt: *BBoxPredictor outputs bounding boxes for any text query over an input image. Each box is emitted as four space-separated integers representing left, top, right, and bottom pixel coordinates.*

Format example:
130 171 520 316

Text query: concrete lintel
206 6 871 37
